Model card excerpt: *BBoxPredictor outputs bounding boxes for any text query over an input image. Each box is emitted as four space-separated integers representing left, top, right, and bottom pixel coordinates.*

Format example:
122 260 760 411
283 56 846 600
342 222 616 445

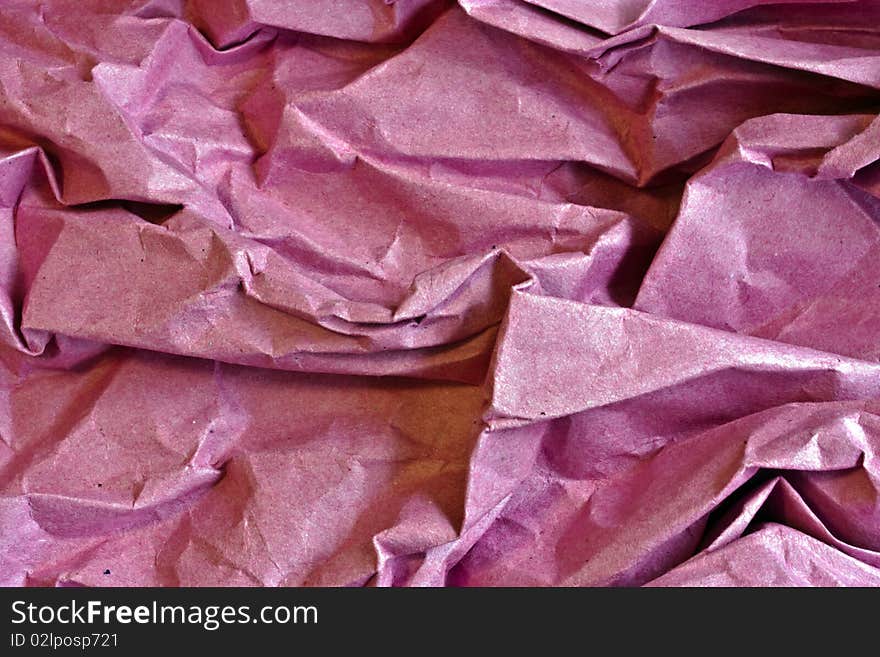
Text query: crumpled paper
1 0 879 587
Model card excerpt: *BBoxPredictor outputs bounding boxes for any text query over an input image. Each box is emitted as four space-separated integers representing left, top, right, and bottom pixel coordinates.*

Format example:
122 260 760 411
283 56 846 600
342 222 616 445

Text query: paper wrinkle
1 1 880 587
644 524 880 586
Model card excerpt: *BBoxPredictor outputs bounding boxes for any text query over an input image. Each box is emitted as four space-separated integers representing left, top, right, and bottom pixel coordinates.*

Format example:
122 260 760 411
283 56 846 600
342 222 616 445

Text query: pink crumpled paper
1 0 879 587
